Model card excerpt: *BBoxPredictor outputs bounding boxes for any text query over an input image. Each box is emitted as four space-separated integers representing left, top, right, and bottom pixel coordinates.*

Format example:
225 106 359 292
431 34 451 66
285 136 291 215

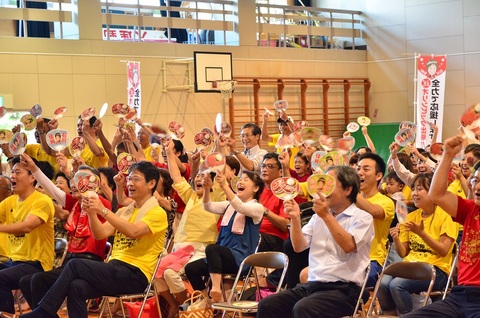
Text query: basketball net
217 80 237 100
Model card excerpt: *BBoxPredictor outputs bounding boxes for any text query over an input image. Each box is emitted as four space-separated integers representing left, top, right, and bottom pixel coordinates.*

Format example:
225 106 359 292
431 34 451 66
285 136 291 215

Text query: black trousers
258 233 284 253
38 259 148 318
19 253 104 309
257 281 361 318
185 244 238 291
0 260 43 313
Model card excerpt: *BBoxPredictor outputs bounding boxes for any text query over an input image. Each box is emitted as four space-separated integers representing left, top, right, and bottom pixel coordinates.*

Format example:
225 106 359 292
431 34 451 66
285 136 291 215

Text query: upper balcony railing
0 1 364 49
256 3 364 49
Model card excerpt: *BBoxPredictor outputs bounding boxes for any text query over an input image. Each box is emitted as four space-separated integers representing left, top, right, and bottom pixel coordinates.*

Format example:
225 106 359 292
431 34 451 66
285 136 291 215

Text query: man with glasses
0 157 54 315
258 152 290 252
21 161 168 318
227 123 267 174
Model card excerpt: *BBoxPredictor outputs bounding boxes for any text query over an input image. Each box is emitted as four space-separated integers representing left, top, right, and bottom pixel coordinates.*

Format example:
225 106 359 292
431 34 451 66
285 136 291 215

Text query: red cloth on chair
155 245 195 278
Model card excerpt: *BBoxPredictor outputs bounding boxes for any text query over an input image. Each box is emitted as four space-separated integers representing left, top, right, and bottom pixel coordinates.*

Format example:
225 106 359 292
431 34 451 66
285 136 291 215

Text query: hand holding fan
306 174 336 199
346 122 360 133
394 128 416 147
194 131 212 149
271 177 300 201
21 114 36 131
69 136 86 157
273 100 288 113
0 130 13 145
220 122 232 137
117 152 138 175
318 151 343 172
205 152 226 173
357 116 371 126
46 129 69 152
80 108 95 121
30 104 42 119
168 121 185 139
395 200 409 224
53 107 67 120
99 102 108 119
293 120 309 133
8 132 27 155
112 103 129 118
336 137 355 155
74 171 100 197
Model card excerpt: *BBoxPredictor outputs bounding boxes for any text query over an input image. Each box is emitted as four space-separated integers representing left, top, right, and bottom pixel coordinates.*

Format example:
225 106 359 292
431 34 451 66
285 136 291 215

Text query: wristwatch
101 208 109 217
263 209 269 217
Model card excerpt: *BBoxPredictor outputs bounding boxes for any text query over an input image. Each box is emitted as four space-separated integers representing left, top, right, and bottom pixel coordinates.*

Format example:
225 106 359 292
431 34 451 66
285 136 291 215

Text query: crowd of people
0 106 478 318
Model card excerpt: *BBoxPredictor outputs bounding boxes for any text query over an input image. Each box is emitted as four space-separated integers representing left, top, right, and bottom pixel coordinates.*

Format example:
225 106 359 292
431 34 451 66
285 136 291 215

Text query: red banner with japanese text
127 61 141 117
415 55 446 149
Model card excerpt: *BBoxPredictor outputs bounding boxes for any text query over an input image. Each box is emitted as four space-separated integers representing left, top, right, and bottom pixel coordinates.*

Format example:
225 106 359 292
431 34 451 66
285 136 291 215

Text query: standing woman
378 173 458 316
185 170 265 303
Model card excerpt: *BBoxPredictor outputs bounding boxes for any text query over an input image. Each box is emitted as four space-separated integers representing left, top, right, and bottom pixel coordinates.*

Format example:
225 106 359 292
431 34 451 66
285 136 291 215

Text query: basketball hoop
217 80 237 100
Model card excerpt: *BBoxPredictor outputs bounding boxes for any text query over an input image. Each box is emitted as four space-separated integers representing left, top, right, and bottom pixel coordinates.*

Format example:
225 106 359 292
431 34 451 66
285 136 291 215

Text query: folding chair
99 229 173 318
53 237 69 268
212 251 289 318
366 261 436 317
347 264 371 318
428 242 459 300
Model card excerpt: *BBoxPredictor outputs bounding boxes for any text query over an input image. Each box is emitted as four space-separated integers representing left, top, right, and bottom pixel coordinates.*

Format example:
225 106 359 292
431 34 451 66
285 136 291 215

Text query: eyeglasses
126 176 145 183
240 133 254 138
261 163 279 170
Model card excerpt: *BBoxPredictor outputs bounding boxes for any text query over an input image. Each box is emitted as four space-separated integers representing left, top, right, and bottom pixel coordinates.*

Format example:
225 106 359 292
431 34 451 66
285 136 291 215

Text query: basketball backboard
194 51 233 92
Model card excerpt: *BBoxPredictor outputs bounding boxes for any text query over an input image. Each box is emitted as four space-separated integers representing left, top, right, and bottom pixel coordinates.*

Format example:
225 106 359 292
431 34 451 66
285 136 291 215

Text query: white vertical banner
415 55 447 149
127 61 141 117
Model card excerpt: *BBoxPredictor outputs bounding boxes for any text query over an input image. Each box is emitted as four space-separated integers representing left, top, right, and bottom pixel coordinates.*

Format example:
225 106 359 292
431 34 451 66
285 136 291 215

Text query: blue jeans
377 265 448 315
403 286 480 318
366 260 383 288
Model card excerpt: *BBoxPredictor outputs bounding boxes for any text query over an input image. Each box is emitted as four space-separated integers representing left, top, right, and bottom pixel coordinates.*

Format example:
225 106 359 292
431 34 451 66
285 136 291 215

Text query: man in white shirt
257 165 374 318
227 123 267 174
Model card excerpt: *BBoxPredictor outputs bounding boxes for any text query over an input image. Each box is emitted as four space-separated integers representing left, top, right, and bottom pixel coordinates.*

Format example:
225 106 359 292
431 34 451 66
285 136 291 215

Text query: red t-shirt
455 196 480 286
64 194 110 259
260 188 289 240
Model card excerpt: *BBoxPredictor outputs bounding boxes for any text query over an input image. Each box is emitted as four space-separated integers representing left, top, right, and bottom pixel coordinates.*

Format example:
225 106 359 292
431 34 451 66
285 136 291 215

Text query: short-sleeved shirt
303 203 374 286
110 205 168 280
80 139 108 168
0 233 7 257
455 197 480 286
367 192 395 265
0 191 55 271
25 144 59 174
260 188 289 240
400 207 458 274
172 179 223 244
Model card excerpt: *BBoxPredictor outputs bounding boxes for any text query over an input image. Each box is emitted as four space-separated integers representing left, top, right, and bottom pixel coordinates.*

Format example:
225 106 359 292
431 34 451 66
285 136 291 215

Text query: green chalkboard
351 123 400 169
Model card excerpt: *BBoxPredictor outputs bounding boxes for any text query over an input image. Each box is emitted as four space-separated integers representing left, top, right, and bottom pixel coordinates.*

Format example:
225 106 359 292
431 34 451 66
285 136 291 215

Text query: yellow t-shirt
173 179 224 244
110 205 168 280
447 180 465 232
25 144 59 175
367 192 395 265
142 146 154 162
80 139 108 168
400 207 458 275
0 233 8 257
0 191 54 270
269 133 298 169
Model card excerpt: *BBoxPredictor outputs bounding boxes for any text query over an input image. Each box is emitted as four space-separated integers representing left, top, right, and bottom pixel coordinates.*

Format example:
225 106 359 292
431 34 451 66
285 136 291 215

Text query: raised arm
361 125 376 153
429 136 463 217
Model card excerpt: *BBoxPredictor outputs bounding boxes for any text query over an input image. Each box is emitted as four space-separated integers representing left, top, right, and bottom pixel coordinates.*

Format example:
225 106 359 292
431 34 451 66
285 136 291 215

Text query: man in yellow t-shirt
0 156 54 314
0 176 13 262
23 161 168 318
356 153 395 288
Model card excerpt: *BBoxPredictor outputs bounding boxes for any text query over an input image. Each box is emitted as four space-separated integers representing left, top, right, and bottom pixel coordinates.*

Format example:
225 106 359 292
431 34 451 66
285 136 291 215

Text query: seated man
21 161 168 318
257 165 374 318
0 157 54 314
18 154 110 310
